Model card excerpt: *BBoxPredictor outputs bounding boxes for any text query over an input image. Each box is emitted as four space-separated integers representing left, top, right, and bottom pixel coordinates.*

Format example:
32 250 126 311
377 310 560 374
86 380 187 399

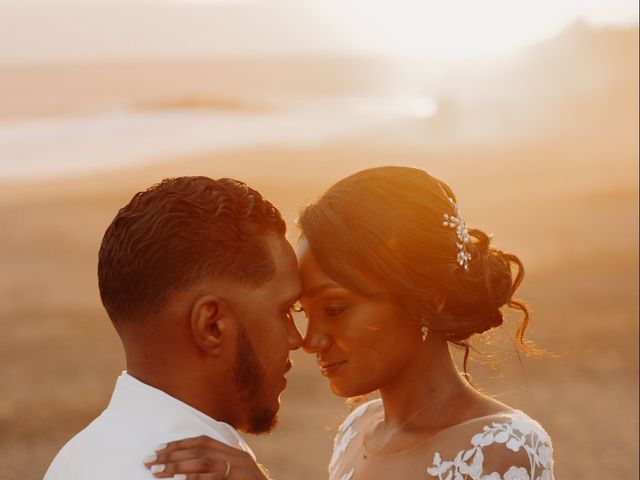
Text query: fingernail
143 454 157 464
173 475 187 480
150 464 166 474
155 443 168 451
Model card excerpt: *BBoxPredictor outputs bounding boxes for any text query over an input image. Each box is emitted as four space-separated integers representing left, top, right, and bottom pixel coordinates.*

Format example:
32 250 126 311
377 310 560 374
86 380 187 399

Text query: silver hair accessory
421 324 429 342
442 196 471 270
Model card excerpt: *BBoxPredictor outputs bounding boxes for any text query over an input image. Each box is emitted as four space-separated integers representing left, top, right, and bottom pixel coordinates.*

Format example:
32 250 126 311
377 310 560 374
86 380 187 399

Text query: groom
44 176 303 479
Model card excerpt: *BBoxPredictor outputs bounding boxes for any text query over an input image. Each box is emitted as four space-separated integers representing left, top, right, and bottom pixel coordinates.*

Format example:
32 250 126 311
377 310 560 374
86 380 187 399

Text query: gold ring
224 460 231 478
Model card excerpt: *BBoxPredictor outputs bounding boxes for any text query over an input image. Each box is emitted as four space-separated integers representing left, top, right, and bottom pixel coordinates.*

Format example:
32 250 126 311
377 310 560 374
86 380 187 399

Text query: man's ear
189 295 228 355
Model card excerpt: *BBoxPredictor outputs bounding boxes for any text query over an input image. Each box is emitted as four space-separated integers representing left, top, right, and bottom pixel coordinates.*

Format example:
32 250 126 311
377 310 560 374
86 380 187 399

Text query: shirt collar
110 371 254 458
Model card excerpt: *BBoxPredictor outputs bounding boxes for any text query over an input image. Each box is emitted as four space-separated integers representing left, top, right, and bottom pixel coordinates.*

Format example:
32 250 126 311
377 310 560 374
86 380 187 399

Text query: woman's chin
328 378 375 399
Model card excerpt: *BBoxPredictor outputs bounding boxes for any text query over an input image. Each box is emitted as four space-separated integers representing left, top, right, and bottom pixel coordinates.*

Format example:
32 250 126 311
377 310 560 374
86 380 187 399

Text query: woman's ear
189 295 228 355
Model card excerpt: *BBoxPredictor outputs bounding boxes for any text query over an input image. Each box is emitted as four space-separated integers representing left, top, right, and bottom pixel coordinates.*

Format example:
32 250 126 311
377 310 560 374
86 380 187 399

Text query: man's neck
125 357 242 428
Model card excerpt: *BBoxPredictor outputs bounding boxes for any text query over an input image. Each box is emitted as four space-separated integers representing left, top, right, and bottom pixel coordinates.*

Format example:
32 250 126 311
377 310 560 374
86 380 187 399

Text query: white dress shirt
44 372 255 480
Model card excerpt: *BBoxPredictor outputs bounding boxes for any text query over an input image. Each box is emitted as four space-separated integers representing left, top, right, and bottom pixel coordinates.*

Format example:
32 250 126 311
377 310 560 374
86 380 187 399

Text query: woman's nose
303 326 331 353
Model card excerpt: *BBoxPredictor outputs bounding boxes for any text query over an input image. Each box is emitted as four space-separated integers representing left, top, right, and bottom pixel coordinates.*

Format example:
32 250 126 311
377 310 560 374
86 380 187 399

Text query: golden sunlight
306 0 639 59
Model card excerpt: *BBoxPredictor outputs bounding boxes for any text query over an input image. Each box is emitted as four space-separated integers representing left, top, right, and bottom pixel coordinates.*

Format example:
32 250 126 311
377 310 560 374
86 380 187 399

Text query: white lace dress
329 400 554 480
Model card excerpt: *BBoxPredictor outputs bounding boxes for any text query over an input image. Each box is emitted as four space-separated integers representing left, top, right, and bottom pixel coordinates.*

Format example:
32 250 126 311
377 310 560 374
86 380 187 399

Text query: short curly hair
98 176 286 322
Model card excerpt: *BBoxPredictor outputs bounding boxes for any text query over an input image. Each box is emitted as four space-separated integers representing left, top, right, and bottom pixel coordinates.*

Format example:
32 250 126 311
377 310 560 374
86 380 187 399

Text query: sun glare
306 0 638 60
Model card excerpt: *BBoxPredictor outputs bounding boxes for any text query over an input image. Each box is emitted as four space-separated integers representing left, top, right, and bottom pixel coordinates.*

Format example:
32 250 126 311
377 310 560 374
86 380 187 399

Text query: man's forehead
272 264 302 301
270 239 301 286
280 283 302 304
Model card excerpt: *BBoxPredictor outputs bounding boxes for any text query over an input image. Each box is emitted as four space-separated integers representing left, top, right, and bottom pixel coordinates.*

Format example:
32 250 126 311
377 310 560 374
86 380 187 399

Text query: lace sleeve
329 399 380 480
427 411 554 480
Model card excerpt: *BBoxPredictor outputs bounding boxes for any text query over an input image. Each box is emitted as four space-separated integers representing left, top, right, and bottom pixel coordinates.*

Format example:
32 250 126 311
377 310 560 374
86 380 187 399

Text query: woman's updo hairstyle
297 166 530 363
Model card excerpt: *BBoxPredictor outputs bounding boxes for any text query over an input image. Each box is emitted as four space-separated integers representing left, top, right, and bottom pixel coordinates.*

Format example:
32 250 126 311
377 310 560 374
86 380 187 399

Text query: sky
0 0 637 62
306 0 639 58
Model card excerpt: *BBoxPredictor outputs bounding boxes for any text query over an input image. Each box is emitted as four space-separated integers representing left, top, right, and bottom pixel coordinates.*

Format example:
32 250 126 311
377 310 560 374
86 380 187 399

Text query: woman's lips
318 361 347 377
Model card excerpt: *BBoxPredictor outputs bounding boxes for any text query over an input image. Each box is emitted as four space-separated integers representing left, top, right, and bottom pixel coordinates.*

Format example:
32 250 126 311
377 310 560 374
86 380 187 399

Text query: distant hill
512 21 638 114
501 21 638 146
394 21 640 149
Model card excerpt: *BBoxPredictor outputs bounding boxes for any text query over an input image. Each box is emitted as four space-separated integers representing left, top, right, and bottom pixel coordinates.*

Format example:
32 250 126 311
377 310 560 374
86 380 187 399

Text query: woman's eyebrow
302 282 343 299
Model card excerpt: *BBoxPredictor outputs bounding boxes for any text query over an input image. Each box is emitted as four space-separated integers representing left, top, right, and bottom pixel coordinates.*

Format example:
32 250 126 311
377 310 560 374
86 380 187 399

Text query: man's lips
317 360 347 377
279 359 293 391
284 359 293 374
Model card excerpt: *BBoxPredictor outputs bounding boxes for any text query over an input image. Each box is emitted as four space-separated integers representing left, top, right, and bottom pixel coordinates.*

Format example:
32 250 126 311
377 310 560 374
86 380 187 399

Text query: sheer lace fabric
329 400 554 480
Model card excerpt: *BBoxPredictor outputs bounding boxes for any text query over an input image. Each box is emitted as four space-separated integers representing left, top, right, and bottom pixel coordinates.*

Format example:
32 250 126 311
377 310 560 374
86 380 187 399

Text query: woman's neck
377 333 473 432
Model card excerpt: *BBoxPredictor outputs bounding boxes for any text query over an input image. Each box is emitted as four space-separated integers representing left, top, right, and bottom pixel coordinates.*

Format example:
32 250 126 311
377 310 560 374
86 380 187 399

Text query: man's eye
282 303 303 320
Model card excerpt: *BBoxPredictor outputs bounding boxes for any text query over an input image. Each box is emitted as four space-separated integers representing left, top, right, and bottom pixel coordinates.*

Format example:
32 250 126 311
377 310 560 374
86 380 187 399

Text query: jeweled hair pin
442 196 471 271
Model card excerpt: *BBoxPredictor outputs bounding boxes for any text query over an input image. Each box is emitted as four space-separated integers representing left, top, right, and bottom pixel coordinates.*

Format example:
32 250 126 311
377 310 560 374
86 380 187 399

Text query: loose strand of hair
503 252 529 344
503 251 552 358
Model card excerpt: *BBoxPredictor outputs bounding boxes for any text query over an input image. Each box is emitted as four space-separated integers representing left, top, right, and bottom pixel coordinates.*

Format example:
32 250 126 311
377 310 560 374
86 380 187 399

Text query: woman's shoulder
337 398 382 434
329 399 381 478
470 409 553 449
450 409 552 443
427 409 554 480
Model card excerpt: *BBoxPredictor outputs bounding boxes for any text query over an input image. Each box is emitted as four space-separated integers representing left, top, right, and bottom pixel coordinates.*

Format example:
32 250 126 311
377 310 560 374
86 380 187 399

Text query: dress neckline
367 399 520 434
360 403 521 459
440 409 521 431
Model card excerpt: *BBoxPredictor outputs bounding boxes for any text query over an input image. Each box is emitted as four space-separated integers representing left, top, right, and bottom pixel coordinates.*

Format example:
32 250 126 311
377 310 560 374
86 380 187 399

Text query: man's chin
244 408 279 434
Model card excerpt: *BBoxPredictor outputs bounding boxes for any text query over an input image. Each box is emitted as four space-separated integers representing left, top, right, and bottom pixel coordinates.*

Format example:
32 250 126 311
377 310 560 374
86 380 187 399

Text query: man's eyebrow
302 282 343 299
282 290 302 307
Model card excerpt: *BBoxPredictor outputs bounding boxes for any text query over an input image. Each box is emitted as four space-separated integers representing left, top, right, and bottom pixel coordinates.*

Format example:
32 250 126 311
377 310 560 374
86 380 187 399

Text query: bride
144 166 554 480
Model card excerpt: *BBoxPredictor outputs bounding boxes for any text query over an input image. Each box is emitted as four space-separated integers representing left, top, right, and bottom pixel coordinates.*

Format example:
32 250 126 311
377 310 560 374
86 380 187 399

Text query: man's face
228 235 303 433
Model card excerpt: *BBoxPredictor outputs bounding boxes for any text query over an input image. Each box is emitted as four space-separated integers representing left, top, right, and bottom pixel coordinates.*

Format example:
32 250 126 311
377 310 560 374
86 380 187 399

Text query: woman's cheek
348 348 383 385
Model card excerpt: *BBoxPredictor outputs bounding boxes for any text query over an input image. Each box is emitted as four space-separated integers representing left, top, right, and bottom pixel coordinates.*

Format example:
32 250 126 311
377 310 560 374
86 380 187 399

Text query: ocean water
0 96 437 183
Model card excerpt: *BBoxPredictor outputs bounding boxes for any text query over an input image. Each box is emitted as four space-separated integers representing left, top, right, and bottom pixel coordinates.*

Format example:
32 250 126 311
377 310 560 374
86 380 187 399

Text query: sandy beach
0 23 637 480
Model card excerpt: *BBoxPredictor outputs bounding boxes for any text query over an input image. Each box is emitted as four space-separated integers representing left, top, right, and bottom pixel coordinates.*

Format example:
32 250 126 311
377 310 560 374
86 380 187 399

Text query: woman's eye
324 305 346 317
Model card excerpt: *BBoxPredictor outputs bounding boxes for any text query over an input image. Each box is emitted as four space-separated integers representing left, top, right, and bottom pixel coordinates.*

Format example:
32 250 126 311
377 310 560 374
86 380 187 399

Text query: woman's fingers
179 475 227 480
153 473 227 480
144 444 250 471
143 435 269 479
145 456 229 478
158 436 239 456
145 446 214 466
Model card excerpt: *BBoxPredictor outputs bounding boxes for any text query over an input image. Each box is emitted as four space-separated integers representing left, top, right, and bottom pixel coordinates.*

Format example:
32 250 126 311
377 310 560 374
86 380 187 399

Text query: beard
233 323 279 434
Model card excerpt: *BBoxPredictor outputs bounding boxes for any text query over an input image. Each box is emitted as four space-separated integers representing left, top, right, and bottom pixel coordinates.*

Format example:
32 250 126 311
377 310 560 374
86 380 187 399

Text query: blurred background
0 1 638 479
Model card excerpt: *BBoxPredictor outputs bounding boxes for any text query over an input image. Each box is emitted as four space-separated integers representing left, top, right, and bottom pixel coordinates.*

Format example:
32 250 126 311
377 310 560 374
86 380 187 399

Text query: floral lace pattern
329 402 373 478
330 403 553 480
426 411 553 480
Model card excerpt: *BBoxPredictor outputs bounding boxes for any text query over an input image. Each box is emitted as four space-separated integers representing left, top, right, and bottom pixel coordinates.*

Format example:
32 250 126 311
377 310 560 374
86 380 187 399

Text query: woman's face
297 238 420 397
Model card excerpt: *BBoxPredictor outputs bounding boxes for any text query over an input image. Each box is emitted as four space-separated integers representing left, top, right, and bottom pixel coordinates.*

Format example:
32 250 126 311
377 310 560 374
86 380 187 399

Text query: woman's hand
143 435 271 480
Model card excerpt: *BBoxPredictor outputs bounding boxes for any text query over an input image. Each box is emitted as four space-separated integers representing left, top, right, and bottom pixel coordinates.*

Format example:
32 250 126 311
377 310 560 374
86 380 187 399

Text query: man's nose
287 320 304 351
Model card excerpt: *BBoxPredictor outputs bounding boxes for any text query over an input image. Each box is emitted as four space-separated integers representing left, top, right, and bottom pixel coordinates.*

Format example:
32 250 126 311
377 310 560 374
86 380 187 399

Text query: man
44 176 303 479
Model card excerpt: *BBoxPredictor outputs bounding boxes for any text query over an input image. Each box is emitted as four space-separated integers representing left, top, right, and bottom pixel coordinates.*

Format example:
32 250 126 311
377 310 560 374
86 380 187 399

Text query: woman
145 166 554 479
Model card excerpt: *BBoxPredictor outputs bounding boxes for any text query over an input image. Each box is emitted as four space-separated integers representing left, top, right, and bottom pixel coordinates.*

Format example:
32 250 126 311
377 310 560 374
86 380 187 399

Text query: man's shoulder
43 403 249 480
43 410 153 480
43 374 255 479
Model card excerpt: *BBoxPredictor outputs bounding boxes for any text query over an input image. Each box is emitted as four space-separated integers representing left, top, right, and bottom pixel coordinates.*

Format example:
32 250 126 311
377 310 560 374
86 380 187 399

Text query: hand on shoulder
144 436 272 480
